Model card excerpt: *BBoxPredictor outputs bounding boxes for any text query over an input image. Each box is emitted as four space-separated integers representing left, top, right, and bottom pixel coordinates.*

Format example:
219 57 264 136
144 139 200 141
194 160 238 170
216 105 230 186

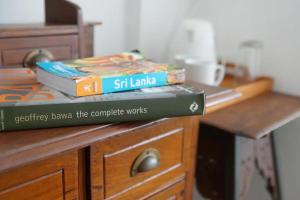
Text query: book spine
0 109 5 131
0 93 204 132
76 70 185 96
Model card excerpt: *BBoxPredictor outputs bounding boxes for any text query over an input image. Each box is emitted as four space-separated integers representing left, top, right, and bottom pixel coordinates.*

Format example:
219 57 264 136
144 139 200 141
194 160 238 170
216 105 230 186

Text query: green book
0 68 205 132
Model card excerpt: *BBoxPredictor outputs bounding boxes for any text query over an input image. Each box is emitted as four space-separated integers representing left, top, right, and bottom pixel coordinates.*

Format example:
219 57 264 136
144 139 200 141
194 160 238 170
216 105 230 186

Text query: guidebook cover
0 68 204 132
36 52 185 96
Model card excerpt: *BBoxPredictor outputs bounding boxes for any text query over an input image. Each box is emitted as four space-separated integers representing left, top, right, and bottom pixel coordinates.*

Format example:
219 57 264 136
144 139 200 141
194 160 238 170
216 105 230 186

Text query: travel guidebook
36 52 185 97
0 68 205 132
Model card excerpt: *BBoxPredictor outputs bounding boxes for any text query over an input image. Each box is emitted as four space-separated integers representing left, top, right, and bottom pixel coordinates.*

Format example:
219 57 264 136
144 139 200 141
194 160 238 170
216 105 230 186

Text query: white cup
184 59 225 86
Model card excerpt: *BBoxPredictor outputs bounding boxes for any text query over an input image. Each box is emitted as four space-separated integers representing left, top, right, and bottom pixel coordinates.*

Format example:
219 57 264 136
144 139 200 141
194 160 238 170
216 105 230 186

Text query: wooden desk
196 76 300 200
0 117 198 200
0 83 238 200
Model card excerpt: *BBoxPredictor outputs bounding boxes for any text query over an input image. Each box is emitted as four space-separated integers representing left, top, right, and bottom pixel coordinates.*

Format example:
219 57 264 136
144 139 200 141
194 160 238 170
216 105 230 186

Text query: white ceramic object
182 19 217 63
184 58 225 86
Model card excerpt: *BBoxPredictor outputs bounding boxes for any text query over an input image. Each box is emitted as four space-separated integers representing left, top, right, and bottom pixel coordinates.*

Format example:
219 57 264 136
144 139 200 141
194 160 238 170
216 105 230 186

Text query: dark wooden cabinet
0 77 241 199
0 116 200 200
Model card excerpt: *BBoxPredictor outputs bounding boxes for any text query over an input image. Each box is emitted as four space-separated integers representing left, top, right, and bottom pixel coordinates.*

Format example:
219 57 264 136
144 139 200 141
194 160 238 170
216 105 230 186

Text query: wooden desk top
0 22 102 38
206 76 274 113
0 83 238 173
0 24 78 38
202 75 300 139
186 80 241 112
204 92 300 139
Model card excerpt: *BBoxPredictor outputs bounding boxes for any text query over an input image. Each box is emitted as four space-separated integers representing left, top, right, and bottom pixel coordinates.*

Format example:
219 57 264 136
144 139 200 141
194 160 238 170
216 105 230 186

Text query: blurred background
1 0 299 199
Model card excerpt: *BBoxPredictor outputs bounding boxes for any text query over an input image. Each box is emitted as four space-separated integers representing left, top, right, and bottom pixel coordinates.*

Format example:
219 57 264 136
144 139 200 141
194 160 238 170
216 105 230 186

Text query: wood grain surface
0 24 79 38
0 151 78 200
90 116 200 200
202 92 300 139
206 76 274 114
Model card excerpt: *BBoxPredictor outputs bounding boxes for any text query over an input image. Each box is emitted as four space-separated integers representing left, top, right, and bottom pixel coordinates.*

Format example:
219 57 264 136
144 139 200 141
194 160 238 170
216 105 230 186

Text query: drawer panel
0 171 64 200
104 129 184 197
3 46 72 66
147 179 185 200
0 151 78 200
90 117 199 200
0 35 78 67
110 174 186 200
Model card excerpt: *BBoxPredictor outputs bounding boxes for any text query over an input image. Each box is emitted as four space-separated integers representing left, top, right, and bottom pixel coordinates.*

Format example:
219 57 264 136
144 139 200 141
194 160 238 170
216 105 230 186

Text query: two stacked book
0 52 205 132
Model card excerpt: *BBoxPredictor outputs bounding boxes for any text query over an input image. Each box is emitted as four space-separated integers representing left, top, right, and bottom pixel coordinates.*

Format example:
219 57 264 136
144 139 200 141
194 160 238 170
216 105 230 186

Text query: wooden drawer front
110 175 186 200
146 180 185 200
0 171 63 200
0 35 79 67
0 151 78 200
104 129 184 198
90 117 198 200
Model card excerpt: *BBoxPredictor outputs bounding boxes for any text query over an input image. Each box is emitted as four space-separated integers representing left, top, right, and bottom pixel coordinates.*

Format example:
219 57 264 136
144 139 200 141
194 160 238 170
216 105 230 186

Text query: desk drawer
104 129 184 197
110 175 186 200
0 35 78 67
146 179 185 200
0 151 78 200
90 119 190 200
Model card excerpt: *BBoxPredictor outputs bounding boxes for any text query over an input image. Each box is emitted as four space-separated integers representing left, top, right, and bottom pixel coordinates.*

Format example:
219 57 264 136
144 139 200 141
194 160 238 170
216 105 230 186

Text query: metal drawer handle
131 148 160 177
23 49 54 68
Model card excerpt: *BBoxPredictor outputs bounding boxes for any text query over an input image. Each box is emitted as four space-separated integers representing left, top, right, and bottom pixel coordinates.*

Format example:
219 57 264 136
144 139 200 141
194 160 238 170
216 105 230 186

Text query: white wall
123 0 141 51
0 0 44 23
138 0 203 62
70 0 126 55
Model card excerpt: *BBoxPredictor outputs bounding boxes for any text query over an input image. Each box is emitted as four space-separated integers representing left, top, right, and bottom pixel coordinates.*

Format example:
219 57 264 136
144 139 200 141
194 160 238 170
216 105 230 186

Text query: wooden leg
254 134 281 200
238 137 255 200
196 125 281 200
239 134 281 200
